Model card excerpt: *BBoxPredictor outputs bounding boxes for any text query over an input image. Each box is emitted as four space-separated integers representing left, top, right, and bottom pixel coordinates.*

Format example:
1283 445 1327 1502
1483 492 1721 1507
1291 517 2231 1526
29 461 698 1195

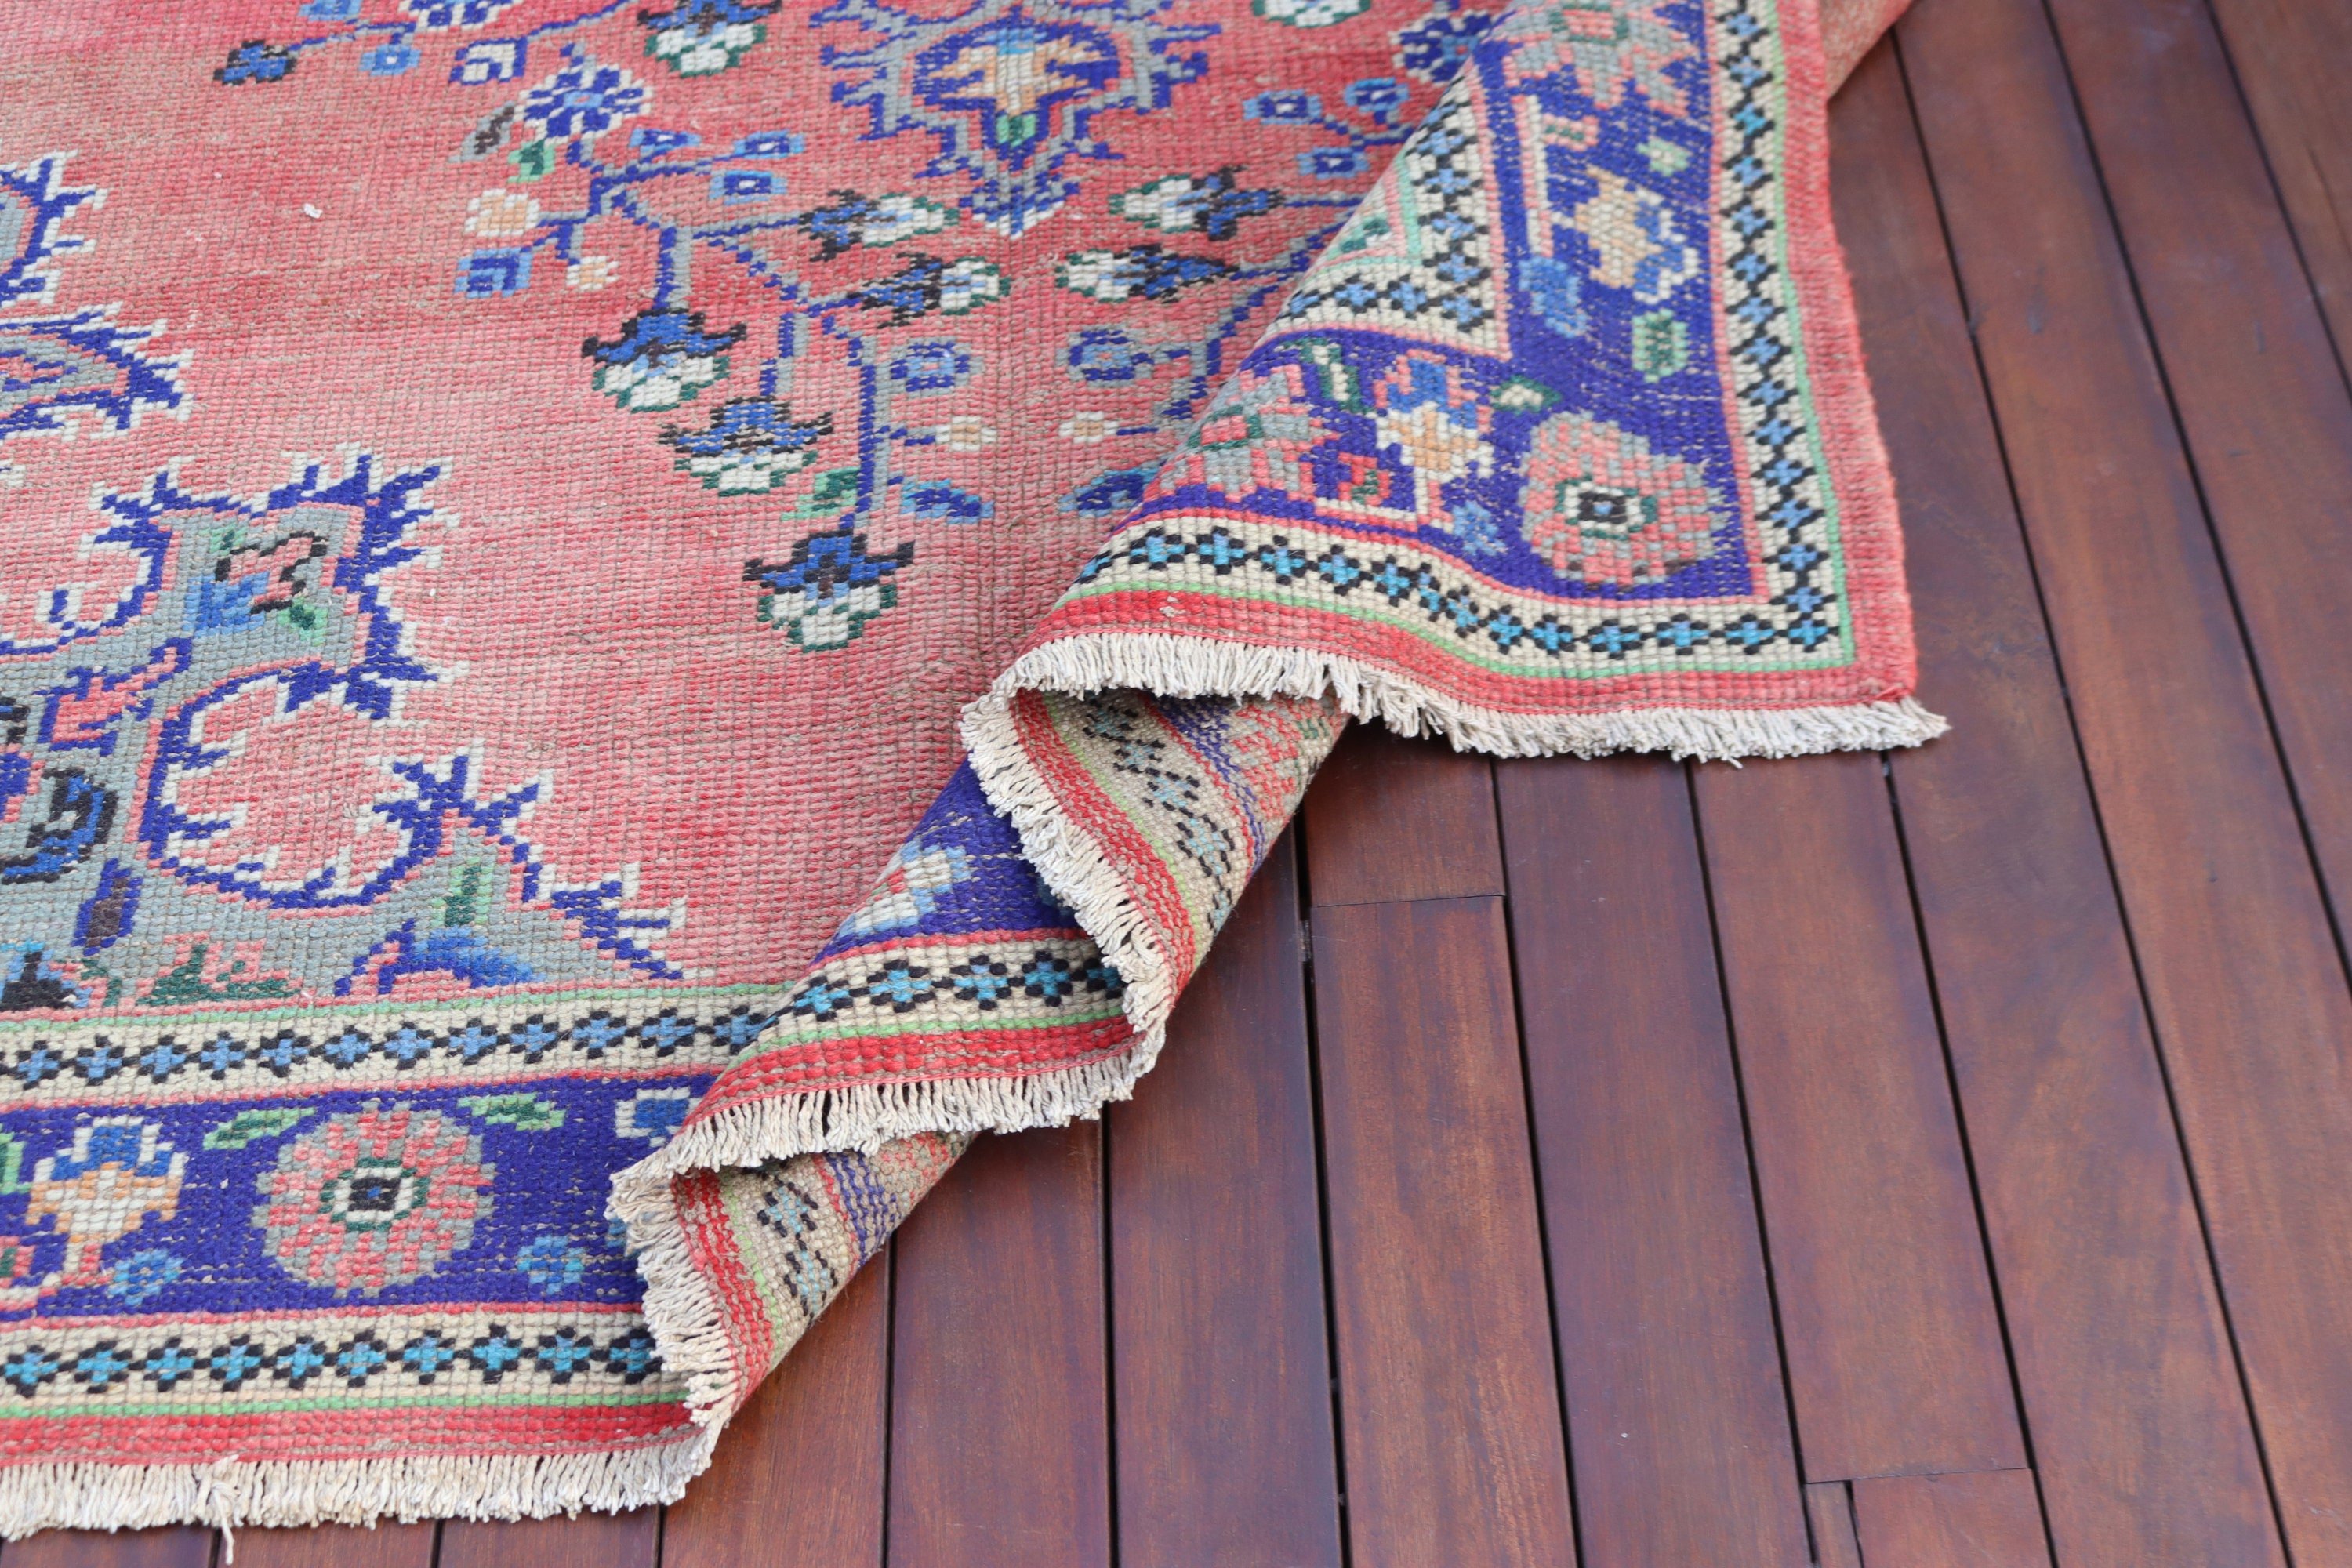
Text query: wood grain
1851 1469 2053 1568
1301 724 1501 906
1835 37 2287 1567
662 1247 891 1568
1806 1482 1865 1568
1309 896 1573 1568
2044 0 2352 937
1497 753 1809 1567
1693 750 2020 1480
1109 836 1342 1568
1902 0 2352 1555
2 1530 215 1568
886 1123 1109 1568
2205 0 2352 353
231 1524 434 1568
437 1508 658 1568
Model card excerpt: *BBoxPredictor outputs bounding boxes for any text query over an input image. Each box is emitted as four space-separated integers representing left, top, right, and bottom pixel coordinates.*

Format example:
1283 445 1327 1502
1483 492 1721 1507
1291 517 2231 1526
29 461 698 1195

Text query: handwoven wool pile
0 0 1933 1533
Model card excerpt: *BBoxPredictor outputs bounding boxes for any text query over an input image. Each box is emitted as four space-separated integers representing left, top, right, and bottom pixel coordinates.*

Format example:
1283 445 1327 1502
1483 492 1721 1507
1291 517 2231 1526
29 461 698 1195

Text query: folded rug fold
0 0 1924 1533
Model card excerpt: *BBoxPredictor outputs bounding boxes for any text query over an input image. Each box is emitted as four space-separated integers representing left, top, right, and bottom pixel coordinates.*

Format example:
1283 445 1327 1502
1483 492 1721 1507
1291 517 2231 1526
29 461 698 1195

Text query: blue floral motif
521 59 648 139
814 0 1217 235
361 42 422 76
216 41 298 85
1395 2 1494 82
581 307 744 412
659 397 832 494
889 339 975 394
639 0 781 77
515 1233 588 1296
106 1248 183 1306
746 524 916 652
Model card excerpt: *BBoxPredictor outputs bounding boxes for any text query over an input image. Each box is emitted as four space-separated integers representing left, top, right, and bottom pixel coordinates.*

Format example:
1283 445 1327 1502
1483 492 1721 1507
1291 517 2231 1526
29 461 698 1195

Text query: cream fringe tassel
989 630 1950 761
0 1433 713 1549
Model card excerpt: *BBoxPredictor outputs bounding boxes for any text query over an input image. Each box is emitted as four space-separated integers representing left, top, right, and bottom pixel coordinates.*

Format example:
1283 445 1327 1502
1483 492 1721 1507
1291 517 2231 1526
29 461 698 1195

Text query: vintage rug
0 0 1931 1533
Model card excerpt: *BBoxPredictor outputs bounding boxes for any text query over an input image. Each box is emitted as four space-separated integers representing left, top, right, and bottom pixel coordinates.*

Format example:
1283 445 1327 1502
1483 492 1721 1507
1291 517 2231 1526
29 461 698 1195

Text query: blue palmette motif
3 456 688 1013
0 157 183 484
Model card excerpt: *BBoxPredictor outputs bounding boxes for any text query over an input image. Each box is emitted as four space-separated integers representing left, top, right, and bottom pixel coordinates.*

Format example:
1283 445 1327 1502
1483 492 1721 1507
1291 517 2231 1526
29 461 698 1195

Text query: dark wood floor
21 0 2352 1560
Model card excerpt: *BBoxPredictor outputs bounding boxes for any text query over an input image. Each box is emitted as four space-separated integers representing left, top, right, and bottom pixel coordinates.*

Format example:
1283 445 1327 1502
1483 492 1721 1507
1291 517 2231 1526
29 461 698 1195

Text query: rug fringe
987 631 1948 761
0 1434 712 1544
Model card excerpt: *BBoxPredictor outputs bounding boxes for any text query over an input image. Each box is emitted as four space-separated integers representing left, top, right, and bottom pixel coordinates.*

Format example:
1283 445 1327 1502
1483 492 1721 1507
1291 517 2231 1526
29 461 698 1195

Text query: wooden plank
1495 753 1809 1567
1806 1482 1865 1568
1301 724 1501 906
1833 40 2288 1568
2 1530 212 1568
1851 1469 2052 1568
886 1123 1109 1568
2045 0 2352 936
2204 0 2352 354
1109 834 1343 1568
662 1245 891 1568
436 1509 657 1568
1693 750 2020 1479
1900 0 2352 1557
1310 896 1573 1567
233 1524 434 1567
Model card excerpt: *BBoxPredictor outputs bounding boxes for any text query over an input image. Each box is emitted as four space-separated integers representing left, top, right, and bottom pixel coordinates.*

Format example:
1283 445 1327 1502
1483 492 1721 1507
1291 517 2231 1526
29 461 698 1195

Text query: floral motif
1058 245 1233 303
104 1247 182 1306
889 339 975 394
1152 364 1327 499
254 1105 493 1297
1109 169 1282 241
1372 350 1493 521
661 398 833 493
215 41 297 85
639 0 781 77
796 192 953 260
1518 411 1722 585
816 0 1216 234
515 1232 587 1294
746 525 916 651
1570 169 1697 303
1393 1 1495 82
26 1118 185 1287
583 307 745 412
1494 0 1694 114
521 59 649 140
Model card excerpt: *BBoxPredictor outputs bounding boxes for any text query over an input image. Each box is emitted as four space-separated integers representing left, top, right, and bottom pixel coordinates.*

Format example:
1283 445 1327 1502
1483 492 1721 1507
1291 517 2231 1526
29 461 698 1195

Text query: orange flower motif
254 1105 492 1296
464 189 541 240
1519 411 1722 586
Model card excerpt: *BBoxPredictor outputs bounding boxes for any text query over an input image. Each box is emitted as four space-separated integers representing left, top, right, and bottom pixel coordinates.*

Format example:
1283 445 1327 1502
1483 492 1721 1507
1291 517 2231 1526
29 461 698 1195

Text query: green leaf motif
1632 310 1690 383
459 1093 566 1131
203 1108 314 1150
783 466 863 519
509 139 554 182
0 1131 26 1194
